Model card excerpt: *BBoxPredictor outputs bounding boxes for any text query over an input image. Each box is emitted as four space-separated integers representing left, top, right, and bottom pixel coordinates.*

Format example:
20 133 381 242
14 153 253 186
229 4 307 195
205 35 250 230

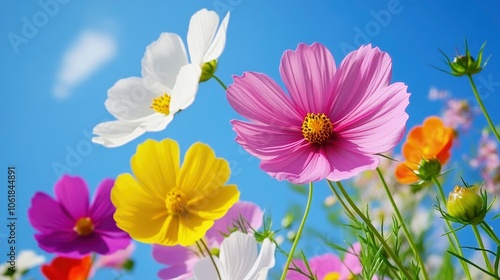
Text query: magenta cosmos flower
28 175 131 257
227 43 410 184
152 201 263 279
287 243 363 280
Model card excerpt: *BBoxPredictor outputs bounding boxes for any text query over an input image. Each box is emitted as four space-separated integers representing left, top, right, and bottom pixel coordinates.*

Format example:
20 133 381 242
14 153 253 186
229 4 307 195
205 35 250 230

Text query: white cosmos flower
0 250 45 280
92 9 229 148
191 231 276 280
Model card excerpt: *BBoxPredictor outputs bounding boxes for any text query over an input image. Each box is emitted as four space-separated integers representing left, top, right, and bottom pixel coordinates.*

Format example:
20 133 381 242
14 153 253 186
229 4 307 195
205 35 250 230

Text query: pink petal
28 193 75 232
98 234 131 255
335 82 410 154
54 175 90 220
89 179 117 228
231 120 303 161
206 201 264 245
341 243 363 276
227 72 302 126
261 145 332 184
280 43 336 114
324 139 379 181
309 254 343 279
286 259 308 280
152 244 196 266
94 243 135 269
157 264 193 280
153 245 198 280
329 45 393 122
35 231 79 255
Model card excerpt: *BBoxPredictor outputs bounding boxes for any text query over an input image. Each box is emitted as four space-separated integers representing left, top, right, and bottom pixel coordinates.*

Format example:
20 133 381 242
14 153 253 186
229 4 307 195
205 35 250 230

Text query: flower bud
199 60 218 82
210 248 220 258
286 230 296 242
445 40 487 77
446 186 485 225
416 158 441 181
281 213 294 229
323 195 337 207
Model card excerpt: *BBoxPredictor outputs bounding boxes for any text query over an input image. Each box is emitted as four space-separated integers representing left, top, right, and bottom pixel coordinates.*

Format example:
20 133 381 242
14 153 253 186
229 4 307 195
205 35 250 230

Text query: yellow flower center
323 272 341 280
166 189 187 215
151 93 172 115
73 217 94 236
301 113 333 144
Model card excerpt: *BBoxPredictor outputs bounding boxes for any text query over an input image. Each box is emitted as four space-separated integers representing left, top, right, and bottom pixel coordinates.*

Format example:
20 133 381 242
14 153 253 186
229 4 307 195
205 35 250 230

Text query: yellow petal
188 184 240 220
131 139 180 198
154 215 181 246
178 142 231 197
177 214 215 246
111 173 168 243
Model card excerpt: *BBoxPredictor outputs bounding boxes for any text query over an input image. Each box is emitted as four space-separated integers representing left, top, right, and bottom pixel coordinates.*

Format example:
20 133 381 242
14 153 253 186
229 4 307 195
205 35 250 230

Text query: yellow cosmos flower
111 139 240 246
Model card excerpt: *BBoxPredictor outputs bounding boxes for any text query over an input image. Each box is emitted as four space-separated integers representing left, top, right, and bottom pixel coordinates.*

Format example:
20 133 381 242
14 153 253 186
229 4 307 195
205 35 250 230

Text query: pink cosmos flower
469 130 500 196
28 175 131 257
227 43 410 184
152 201 263 279
442 99 475 131
93 242 135 270
287 243 363 280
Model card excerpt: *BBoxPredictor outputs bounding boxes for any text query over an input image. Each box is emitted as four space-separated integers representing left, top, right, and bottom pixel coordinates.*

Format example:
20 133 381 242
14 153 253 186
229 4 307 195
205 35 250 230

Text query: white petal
105 77 157 121
192 256 227 280
243 238 276 280
17 251 45 271
204 11 230 63
139 113 174 132
92 120 147 148
141 33 188 90
220 232 258 280
169 64 201 111
187 9 219 66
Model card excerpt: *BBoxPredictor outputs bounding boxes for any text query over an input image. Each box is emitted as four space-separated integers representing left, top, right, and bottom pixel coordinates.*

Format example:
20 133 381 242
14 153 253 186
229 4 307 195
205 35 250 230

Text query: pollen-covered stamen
301 113 333 144
323 272 341 280
151 93 172 115
166 189 187 215
73 217 95 236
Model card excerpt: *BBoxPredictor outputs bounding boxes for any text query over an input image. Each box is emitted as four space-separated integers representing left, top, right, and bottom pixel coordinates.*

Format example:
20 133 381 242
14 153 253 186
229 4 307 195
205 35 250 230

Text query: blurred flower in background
287 243 364 280
41 255 92 280
0 250 45 280
28 175 130 257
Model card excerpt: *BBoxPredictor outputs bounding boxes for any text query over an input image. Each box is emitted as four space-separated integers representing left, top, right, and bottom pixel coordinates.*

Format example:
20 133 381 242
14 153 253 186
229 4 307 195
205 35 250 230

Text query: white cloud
53 30 117 99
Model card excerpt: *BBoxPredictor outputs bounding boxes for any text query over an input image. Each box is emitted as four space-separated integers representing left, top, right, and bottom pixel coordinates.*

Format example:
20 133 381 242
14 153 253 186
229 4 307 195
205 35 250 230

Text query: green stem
213 74 228 91
280 182 314 280
480 221 500 246
472 224 494 273
467 74 500 142
376 168 430 280
195 240 206 257
432 176 472 280
198 239 222 280
328 180 414 280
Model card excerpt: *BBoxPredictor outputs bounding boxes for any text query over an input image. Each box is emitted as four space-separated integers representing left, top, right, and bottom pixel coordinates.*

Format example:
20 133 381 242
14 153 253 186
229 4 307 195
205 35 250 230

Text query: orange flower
395 116 454 184
41 255 92 280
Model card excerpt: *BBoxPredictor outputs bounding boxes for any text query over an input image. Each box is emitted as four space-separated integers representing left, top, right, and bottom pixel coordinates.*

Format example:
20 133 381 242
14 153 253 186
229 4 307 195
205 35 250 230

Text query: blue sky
2 0 500 279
